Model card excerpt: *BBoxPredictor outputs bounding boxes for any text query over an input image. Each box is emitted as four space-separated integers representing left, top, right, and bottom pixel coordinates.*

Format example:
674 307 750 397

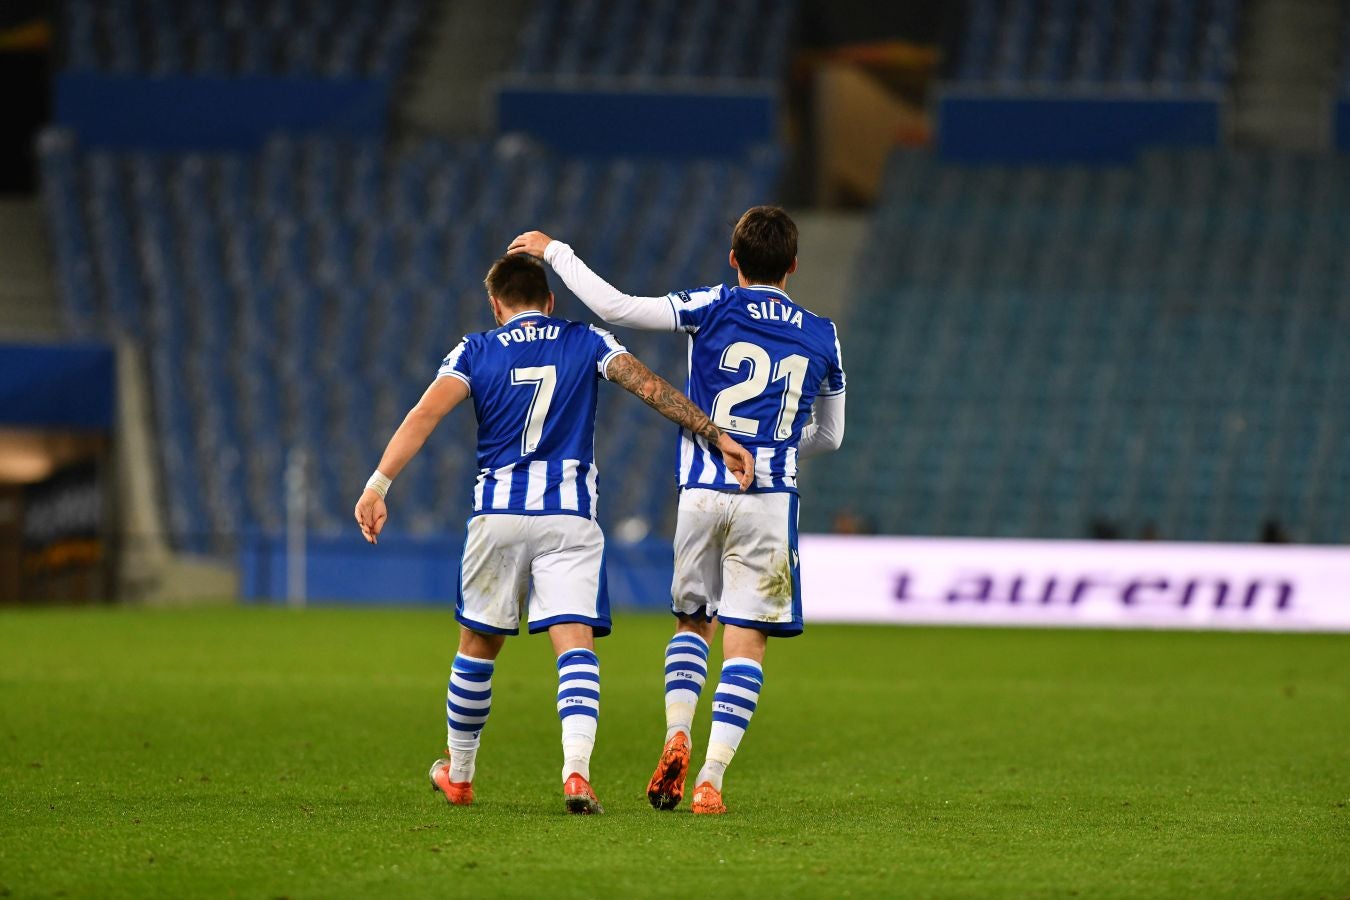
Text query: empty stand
60 0 424 78
512 0 796 82
40 132 780 551
827 149 1350 542
954 0 1241 90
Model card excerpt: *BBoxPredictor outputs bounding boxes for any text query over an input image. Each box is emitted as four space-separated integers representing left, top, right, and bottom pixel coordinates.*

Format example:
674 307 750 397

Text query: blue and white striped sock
446 653 494 783
556 648 600 783
663 632 709 742
696 658 764 791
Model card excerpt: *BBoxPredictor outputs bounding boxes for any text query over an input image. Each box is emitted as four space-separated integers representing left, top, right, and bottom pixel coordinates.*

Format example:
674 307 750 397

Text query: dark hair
731 205 798 284
484 254 551 308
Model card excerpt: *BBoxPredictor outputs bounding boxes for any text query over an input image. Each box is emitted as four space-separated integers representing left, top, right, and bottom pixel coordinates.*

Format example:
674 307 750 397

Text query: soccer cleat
429 757 473 806
690 781 726 815
646 731 691 810
563 772 604 815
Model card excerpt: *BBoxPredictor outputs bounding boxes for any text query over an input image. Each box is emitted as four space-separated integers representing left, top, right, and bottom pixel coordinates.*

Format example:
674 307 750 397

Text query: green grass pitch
1 606 1347 899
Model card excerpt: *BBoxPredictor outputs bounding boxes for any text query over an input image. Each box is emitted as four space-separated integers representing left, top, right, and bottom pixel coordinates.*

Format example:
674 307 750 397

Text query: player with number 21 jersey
667 282 846 492
510 206 846 816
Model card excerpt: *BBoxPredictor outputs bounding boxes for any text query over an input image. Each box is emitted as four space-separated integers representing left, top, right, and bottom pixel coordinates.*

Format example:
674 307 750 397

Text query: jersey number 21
710 341 808 440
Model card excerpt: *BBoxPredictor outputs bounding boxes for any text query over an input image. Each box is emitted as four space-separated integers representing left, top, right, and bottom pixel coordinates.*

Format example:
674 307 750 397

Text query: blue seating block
822 148 1350 543
956 0 1242 91
513 0 796 82
40 132 782 550
60 0 424 79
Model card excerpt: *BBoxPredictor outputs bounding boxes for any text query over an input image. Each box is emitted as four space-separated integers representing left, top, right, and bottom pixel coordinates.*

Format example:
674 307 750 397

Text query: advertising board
799 535 1350 632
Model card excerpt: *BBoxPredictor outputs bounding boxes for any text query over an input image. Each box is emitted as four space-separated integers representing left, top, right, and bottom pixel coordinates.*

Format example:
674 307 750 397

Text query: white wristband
365 469 392 499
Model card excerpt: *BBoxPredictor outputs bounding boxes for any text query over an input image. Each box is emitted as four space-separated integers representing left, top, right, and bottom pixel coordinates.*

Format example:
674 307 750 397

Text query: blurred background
1 0 1347 611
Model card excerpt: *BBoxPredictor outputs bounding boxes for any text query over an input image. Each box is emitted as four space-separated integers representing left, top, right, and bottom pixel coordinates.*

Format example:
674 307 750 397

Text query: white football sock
557 648 600 783
446 653 494 783
695 658 763 791
663 632 709 742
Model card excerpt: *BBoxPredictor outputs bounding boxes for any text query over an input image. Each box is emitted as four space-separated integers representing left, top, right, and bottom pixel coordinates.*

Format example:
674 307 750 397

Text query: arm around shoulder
508 232 677 331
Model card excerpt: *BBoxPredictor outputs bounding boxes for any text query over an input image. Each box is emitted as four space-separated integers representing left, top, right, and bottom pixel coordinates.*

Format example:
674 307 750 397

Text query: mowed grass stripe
1 607 1346 899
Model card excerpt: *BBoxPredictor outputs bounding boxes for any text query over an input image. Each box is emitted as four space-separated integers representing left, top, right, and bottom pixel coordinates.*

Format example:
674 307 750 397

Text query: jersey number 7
511 365 557 455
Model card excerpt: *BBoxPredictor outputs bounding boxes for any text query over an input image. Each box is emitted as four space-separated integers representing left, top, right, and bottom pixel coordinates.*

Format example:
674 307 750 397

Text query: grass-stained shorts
670 488 802 636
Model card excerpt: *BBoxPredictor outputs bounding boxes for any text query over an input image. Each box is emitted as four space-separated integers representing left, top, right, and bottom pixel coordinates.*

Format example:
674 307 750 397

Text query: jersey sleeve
588 324 630 380
798 391 845 458
436 336 473 389
818 322 846 396
543 240 678 331
668 285 724 334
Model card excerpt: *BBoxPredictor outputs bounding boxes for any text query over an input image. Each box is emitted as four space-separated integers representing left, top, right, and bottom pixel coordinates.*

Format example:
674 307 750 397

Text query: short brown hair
484 254 551 308
731 206 798 284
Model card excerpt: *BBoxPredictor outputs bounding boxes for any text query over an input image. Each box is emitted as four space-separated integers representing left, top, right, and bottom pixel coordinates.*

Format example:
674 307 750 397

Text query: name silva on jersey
746 301 804 328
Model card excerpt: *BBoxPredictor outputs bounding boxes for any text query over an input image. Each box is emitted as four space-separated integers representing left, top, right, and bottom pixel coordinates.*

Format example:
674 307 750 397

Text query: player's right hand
507 231 553 259
716 434 756 492
354 489 388 544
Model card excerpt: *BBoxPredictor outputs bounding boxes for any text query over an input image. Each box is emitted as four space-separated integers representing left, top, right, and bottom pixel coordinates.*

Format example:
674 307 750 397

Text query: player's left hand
508 231 553 259
354 489 388 544
716 434 756 492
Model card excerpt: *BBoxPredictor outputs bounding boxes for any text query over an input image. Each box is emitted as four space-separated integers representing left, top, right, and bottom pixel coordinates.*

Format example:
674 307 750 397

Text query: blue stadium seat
824 148 1350 543
955 0 1243 92
512 0 797 82
60 0 424 79
40 132 781 550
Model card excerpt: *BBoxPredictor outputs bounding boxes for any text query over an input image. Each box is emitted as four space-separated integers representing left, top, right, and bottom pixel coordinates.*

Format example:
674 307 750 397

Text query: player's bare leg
550 623 604 814
431 628 505 806
692 624 768 815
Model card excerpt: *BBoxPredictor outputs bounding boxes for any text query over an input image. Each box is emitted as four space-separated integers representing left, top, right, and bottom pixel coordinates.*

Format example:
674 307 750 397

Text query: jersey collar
503 309 548 325
743 284 792 303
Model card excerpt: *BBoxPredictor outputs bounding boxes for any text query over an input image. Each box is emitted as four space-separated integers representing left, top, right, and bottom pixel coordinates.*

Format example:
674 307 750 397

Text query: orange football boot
646 731 691 810
429 757 473 806
690 781 726 815
563 772 604 815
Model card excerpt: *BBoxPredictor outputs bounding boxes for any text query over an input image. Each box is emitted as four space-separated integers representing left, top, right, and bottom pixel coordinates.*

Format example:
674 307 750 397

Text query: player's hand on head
716 434 756 492
507 231 552 259
354 490 388 544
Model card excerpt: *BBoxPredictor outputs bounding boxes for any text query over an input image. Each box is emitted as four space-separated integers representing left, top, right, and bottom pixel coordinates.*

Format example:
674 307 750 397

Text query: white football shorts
456 513 611 637
670 488 802 636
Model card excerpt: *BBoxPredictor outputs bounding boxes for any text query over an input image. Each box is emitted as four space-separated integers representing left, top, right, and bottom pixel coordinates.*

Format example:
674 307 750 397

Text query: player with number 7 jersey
353 254 754 816
509 206 847 815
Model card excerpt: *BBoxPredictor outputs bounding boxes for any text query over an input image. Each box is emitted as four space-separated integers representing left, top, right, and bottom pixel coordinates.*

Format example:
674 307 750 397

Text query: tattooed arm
605 352 755 491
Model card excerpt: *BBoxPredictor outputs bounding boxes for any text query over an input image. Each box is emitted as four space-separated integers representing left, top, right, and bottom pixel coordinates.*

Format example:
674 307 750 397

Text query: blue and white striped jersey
668 284 846 493
437 310 628 518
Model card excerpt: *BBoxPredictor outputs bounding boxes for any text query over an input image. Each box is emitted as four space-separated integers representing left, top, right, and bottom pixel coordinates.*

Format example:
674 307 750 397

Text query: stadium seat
59 0 424 79
512 0 797 82
953 0 1242 92
824 148 1350 543
40 132 782 551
